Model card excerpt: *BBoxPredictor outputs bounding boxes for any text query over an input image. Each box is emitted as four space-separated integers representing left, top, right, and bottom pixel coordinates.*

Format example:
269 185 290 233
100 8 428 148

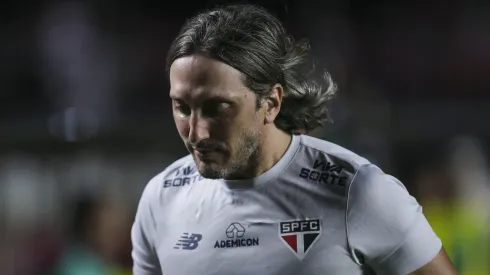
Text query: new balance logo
174 233 202 250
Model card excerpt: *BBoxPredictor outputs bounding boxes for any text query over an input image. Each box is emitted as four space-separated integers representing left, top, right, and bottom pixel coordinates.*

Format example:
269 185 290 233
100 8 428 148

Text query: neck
247 127 292 178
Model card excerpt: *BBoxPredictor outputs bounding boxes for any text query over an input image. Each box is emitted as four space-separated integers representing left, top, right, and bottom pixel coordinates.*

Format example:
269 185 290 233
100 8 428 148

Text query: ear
263 84 283 124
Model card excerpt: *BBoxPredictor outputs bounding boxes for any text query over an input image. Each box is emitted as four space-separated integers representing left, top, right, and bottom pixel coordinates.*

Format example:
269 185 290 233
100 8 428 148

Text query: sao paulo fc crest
279 219 322 261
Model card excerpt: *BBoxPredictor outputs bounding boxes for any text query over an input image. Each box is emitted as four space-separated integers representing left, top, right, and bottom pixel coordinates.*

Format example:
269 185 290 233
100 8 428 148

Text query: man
132 4 457 275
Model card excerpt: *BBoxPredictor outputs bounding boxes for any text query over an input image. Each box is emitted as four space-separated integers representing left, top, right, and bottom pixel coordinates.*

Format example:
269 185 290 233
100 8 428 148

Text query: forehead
169 55 249 101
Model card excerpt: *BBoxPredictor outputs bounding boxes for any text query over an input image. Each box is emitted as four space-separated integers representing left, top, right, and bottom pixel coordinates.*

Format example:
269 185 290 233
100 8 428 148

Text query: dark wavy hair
166 4 337 133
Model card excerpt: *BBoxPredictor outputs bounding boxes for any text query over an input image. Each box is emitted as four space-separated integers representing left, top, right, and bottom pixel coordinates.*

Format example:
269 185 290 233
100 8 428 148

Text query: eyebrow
169 93 180 100
169 93 235 103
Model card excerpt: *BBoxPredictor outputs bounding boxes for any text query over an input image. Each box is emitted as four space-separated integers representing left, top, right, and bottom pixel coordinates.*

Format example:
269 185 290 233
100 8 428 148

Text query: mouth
194 149 220 159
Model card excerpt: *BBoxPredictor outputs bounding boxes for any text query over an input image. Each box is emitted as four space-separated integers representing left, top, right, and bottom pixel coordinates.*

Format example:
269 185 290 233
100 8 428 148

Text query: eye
202 101 232 118
173 100 191 117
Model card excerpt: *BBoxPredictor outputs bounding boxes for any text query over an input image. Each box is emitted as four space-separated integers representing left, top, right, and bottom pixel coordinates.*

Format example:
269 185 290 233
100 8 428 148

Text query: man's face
169 55 265 179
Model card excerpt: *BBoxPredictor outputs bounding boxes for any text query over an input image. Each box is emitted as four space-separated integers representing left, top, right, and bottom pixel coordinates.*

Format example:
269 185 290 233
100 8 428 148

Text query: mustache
186 139 226 151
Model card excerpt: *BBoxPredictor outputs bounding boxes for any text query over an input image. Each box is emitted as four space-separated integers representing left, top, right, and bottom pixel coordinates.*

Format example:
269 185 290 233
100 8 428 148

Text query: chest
154 188 362 275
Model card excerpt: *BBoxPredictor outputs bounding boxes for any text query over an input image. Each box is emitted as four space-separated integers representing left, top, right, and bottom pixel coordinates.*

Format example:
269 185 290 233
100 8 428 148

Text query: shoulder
346 164 416 223
298 135 371 168
294 134 408 206
346 164 442 273
304 138 443 273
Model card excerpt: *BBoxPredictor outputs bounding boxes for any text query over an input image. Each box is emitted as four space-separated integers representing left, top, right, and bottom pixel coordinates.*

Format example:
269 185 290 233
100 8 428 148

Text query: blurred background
0 0 489 274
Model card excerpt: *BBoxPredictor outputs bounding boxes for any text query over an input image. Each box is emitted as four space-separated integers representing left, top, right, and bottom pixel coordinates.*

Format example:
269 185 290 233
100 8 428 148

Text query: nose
188 111 210 145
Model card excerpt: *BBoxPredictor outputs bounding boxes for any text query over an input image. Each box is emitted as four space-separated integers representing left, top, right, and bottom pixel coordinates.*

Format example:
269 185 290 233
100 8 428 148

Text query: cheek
225 110 260 135
227 123 258 147
174 119 189 137
218 119 245 139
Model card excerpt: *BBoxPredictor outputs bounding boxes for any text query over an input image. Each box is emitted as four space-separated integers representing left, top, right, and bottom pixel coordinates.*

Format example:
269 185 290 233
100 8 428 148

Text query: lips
194 149 219 159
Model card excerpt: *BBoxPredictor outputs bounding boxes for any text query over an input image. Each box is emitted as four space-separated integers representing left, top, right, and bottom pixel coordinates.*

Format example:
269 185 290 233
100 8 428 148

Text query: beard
193 129 261 180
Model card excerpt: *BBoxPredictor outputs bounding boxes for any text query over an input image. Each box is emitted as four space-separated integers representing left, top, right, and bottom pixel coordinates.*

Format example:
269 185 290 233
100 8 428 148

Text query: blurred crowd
1 0 489 274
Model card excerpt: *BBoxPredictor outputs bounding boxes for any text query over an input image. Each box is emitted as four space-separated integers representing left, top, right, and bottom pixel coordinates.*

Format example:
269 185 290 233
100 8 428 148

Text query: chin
198 161 235 179
198 167 224 179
